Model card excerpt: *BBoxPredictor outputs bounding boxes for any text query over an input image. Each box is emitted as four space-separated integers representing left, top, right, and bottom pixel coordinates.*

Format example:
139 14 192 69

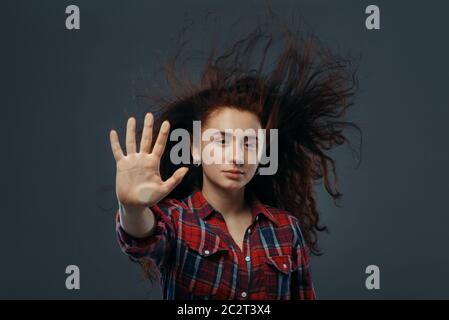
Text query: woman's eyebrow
218 131 258 140
217 131 233 138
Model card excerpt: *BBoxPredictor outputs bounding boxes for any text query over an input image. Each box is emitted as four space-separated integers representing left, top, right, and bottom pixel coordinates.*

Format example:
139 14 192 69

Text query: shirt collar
190 189 280 227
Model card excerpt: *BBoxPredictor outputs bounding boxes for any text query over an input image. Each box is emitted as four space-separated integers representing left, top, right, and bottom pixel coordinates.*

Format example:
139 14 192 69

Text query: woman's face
196 107 261 191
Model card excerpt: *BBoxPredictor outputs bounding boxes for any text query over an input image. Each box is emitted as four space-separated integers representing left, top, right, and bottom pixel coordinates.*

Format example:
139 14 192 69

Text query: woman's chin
217 180 246 191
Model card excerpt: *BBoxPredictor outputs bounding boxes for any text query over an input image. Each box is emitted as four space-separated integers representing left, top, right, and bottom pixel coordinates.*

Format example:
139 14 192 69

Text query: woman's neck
201 179 247 217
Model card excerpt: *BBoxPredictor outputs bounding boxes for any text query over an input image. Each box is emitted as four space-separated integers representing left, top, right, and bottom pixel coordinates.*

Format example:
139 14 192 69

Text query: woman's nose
232 141 245 165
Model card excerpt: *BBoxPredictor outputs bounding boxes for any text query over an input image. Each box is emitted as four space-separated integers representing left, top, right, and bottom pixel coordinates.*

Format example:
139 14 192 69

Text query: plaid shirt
116 189 316 300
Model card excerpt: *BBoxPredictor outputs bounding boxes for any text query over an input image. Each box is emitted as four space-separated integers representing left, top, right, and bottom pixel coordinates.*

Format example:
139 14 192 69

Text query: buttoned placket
207 209 261 300
238 213 260 300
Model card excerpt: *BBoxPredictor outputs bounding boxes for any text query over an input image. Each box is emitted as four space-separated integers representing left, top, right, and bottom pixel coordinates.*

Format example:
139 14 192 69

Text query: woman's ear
191 143 201 166
189 129 202 166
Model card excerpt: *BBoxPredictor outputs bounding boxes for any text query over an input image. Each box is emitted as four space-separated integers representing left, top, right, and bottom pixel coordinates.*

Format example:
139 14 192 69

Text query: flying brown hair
134 7 362 280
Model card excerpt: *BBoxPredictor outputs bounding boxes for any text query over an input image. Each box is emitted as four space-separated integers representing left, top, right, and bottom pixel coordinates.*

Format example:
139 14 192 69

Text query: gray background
1 0 448 299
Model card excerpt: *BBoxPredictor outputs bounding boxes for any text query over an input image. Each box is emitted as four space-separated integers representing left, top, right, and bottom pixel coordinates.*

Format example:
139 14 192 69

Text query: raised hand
109 113 188 210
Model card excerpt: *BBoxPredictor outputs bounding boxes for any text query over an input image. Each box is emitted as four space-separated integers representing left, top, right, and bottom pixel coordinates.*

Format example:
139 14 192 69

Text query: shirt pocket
179 233 229 299
263 254 293 299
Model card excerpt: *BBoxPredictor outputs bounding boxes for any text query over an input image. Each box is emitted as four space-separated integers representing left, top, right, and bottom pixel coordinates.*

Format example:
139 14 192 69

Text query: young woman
109 16 361 300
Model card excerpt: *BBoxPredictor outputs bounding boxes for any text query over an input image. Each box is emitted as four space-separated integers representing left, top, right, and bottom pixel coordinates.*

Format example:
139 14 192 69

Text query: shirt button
283 263 287 269
241 292 247 298
256 215 259 221
204 250 210 255
245 256 251 262
247 228 251 234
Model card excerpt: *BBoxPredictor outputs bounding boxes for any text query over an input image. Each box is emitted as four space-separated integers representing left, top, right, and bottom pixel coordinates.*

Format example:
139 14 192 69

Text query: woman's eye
245 142 257 149
214 138 228 145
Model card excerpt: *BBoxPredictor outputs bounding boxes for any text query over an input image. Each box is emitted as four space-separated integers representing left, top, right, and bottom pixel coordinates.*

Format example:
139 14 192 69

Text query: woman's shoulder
259 203 301 228
155 190 203 213
156 196 191 211
257 203 308 250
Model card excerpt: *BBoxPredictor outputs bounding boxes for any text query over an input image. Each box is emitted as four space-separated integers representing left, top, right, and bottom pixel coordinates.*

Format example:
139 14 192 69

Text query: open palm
109 113 188 209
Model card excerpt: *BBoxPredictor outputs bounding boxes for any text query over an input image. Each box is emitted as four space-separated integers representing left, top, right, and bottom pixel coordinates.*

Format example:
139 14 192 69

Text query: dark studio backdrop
1 0 448 299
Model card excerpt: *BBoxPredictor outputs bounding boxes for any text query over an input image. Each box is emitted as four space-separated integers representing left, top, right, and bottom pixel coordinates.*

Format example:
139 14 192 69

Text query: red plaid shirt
116 189 316 300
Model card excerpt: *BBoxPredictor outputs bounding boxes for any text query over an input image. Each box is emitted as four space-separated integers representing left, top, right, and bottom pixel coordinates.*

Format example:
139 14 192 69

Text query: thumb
162 167 189 193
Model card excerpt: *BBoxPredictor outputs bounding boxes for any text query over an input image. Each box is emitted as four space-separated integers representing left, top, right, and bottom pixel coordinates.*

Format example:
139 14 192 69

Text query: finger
109 129 124 161
152 120 170 158
162 167 189 193
139 112 154 154
126 117 137 155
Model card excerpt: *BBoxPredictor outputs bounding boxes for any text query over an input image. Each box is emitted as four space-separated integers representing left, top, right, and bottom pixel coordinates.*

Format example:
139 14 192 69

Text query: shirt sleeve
290 218 316 300
115 200 177 270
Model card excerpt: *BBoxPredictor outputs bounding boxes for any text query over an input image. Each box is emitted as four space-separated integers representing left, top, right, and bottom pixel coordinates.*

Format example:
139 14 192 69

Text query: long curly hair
134 8 362 281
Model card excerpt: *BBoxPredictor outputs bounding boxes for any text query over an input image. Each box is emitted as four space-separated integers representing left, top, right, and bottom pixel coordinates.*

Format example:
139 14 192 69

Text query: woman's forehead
204 107 261 130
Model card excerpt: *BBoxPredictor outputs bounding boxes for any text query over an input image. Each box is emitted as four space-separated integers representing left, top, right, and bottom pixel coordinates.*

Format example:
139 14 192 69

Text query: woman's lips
222 170 244 179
